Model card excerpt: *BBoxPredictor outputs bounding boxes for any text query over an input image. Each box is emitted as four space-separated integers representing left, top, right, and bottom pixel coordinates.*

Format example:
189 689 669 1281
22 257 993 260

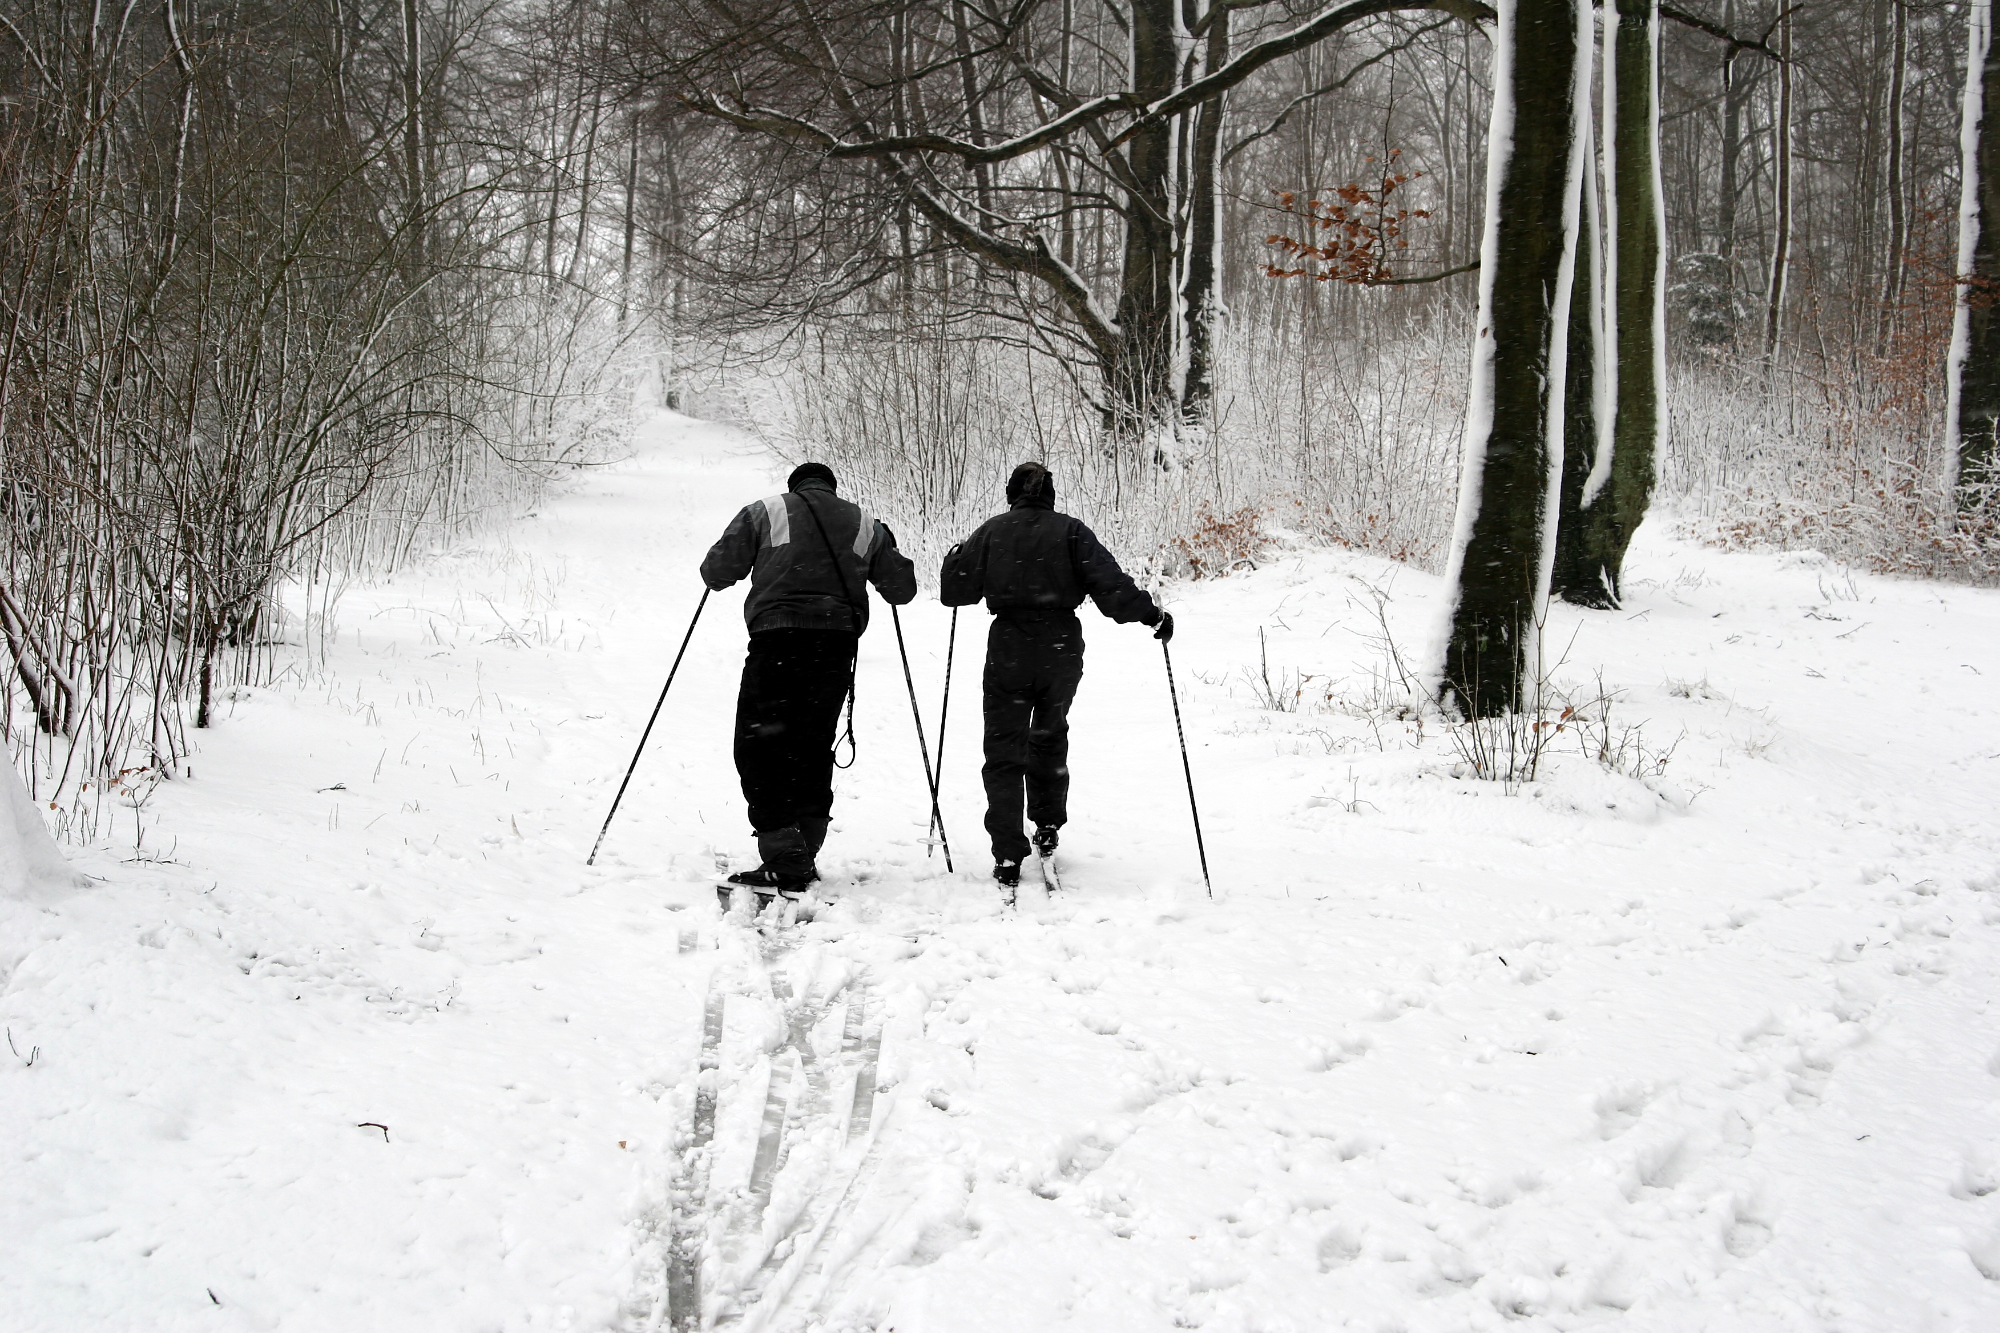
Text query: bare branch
1660 2 1784 62
1108 1 1491 150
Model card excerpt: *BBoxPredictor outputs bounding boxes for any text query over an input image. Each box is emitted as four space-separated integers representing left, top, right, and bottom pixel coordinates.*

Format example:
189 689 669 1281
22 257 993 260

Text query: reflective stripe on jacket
700 478 918 634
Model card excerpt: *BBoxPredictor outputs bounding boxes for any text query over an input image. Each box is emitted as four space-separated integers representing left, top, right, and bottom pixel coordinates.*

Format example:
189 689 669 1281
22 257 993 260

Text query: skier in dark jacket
940 462 1173 890
702 462 917 890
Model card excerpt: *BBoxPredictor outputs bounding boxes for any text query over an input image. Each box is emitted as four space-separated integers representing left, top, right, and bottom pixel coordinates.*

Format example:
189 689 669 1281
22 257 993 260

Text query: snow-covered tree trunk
1951 0 2000 506
1551 73 1610 609
1573 0 1665 606
1439 0 1591 718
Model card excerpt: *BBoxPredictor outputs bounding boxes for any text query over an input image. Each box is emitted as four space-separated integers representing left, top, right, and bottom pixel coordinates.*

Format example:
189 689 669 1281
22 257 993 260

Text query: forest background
0 0 1990 829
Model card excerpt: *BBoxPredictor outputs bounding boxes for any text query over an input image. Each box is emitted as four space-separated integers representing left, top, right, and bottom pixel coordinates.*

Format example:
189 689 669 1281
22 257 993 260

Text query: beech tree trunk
1113 0 1183 442
1440 0 1589 717
1951 0 2000 503
1551 79 1610 608
1580 0 1664 605
1181 7 1230 425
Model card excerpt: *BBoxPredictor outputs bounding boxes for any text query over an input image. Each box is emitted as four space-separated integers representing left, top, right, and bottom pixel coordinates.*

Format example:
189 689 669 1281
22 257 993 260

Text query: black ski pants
733 629 856 854
981 615 1084 863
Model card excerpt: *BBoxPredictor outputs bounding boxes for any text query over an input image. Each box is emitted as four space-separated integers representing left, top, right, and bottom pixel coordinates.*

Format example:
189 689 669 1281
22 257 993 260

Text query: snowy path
5 413 2000 1330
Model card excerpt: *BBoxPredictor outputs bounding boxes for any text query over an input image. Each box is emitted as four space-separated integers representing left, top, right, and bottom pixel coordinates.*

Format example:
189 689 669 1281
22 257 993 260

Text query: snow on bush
754 296 1471 584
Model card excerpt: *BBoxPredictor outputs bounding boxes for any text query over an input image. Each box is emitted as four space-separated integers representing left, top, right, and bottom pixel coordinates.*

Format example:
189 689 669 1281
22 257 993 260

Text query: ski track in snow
4 413 2000 1331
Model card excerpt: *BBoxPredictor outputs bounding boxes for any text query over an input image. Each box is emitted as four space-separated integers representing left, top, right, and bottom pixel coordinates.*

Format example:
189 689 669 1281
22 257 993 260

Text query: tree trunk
1113 0 1183 443
401 0 424 257
1440 0 1589 718
1551 72 1611 608
1572 0 1665 606
621 124 638 328
1717 0 1742 262
1181 6 1229 425
1951 0 2000 502
1764 6 1793 363
951 0 994 216
1878 0 1908 353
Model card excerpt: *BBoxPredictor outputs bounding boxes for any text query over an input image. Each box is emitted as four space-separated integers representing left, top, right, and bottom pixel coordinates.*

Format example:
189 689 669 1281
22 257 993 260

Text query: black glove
1152 611 1174 643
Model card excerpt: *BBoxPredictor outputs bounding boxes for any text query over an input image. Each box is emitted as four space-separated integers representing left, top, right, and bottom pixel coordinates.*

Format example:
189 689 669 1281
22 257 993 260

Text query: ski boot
1032 825 1062 892
719 865 818 916
993 860 1021 907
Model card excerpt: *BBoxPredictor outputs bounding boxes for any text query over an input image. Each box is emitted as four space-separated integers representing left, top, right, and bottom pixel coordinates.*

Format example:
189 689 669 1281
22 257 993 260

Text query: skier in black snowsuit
940 462 1173 889
701 463 917 890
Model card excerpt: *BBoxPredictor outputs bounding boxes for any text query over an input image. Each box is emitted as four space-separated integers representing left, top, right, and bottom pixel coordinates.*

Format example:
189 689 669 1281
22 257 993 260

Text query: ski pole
586 588 709 866
891 604 952 872
928 606 957 848
1161 639 1212 898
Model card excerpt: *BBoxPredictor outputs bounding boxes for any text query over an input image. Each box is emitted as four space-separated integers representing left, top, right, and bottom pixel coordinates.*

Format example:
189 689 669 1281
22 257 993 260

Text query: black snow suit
939 473 1161 864
702 476 917 874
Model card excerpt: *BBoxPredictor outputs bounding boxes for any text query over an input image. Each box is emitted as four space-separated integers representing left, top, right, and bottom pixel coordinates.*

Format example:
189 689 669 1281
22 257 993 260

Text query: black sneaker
726 866 817 896
993 860 1021 888
1032 825 1059 858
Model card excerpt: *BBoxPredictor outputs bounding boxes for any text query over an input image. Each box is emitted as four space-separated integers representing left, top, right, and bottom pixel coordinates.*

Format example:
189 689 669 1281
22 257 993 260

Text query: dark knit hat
787 461 837 492
1006 461 1055 508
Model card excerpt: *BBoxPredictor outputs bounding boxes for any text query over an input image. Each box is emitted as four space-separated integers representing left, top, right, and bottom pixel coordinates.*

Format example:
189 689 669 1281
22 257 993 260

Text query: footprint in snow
1969 1234 2000 1281
1316 1223 1365 1271
1593 1083 1654 1140
1724 1217 1773 1258
1952 1152 2000 1200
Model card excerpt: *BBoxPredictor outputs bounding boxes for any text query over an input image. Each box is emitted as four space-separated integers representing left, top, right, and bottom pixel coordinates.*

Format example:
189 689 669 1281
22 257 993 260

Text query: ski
715 882 817 925
1037 848 1063 894
666 979 728 1332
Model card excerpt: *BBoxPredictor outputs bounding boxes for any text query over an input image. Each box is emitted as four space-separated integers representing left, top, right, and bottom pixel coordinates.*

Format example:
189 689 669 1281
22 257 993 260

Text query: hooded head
787 461 838 493
1006 461 1056 510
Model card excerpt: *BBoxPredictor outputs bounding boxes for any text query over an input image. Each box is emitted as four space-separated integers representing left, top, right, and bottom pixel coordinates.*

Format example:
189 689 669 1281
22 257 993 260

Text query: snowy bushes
0 2 642 836
755 294 1471 584
1663 365 2000 584
755 310 1241 584
1207 293 1469 570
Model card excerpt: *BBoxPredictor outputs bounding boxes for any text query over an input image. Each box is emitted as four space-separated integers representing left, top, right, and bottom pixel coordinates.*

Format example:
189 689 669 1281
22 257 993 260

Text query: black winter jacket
702 478 917 635
939 498 1161 626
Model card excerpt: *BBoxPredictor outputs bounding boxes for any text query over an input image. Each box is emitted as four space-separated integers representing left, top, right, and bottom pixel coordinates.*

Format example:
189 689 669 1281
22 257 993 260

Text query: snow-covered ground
6 412 2000 1332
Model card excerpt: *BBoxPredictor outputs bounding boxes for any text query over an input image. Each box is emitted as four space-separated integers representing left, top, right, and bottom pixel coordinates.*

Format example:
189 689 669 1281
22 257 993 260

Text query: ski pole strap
799 491 868 636
833 656 857 769
799 491 867 768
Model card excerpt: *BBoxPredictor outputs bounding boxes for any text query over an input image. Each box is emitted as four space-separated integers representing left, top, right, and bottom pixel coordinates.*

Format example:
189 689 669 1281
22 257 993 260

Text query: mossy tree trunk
1440 0 1590 717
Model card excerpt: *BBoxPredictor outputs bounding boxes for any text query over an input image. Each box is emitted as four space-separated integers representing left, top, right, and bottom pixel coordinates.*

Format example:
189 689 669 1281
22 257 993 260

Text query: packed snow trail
4 413 2000 1330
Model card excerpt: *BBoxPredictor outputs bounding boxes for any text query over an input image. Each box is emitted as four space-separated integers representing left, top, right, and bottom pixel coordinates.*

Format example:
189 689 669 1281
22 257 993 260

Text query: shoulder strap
797 492 867 630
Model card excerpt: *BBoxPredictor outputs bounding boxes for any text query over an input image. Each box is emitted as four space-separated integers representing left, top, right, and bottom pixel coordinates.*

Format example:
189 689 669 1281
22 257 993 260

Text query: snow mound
0 756 85 900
